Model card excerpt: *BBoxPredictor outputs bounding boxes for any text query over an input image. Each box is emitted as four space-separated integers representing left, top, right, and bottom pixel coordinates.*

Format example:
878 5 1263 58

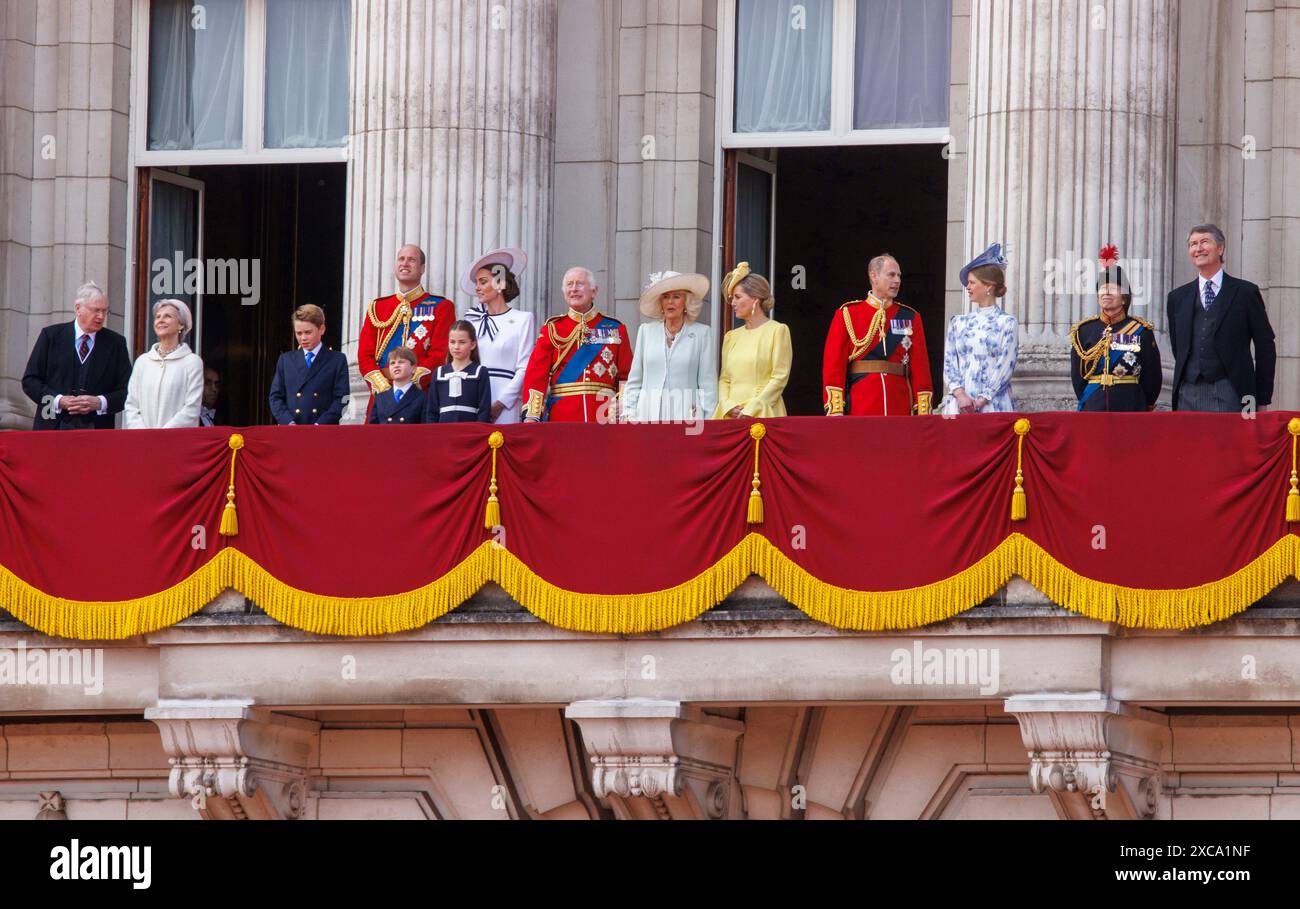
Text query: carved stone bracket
145 701 319 820
1006 693 1166 820
566 700 743 820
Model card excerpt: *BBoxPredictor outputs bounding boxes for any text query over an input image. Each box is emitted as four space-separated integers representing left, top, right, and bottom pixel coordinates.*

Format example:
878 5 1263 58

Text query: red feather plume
1098 245 1120 269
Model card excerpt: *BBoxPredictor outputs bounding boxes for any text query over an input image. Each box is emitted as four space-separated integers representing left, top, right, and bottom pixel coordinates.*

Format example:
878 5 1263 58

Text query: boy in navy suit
367 347 425 424
269 304 350 425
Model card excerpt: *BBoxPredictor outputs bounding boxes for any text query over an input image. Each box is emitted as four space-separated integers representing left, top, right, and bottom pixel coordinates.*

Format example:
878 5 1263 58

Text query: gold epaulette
1069 315 1101 338
1130 316 1155 331
894 302 919 317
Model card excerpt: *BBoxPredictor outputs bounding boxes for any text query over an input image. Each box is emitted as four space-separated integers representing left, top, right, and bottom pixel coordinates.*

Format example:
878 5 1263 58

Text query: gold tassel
1283 418 1300 522
485 431 504 531
219 434 245 537
747 423 766 525
1011 419 1030 522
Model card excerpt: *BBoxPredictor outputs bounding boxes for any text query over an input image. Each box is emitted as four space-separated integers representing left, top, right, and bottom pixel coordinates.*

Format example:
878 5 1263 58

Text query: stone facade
0 0 1298 820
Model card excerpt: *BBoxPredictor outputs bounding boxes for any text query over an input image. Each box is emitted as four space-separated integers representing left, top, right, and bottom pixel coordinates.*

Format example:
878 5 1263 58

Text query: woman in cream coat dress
123 298 205 429
623 271 718 423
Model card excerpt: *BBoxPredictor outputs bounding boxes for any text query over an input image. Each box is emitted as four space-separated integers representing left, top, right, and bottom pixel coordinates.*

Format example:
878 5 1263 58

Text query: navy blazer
1166 274 1277 410
22 321 132 430
367 385 426 425
269 348 350 425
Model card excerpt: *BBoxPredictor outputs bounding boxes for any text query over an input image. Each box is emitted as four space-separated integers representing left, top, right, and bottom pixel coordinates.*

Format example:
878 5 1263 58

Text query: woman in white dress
123 298 205 429
624 271 718 423
938 244 1019 415
462 248 537 424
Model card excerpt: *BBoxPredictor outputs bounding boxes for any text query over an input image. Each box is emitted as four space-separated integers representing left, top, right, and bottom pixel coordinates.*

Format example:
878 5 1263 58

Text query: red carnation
1099 244 1120 269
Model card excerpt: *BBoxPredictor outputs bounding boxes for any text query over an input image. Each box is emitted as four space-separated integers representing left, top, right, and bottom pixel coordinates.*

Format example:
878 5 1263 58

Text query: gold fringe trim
2 535 1298 640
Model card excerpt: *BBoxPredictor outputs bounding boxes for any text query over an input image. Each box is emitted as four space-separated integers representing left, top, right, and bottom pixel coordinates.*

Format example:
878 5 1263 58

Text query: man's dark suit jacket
268 348 350 425
1165 274 1276 411
21 322 131 430
367 385 426 424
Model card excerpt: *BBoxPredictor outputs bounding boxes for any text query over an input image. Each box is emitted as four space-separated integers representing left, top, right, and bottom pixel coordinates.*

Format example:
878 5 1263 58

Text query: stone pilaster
342 0 557 419
0 0 133 429
566 699 742 820
965 0 1179 410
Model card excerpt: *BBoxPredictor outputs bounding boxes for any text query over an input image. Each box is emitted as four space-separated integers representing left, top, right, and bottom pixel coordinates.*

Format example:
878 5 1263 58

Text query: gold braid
843 295 890 361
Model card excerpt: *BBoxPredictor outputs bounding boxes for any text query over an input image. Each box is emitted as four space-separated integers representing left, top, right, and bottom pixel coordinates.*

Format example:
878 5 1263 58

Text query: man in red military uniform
358 244 454 412
521 267 632 423
823 254 933 416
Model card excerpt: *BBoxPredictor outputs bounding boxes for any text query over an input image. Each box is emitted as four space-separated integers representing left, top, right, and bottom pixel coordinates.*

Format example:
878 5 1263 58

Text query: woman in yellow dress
714 263 792 418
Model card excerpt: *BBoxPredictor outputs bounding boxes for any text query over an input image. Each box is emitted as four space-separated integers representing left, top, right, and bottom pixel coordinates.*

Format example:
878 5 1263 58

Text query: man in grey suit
1165 224 1276 413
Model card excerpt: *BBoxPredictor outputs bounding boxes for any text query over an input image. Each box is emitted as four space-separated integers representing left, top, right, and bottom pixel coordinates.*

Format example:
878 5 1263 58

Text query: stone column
965 0 1178 410
0 0 132 429
342 0 557 417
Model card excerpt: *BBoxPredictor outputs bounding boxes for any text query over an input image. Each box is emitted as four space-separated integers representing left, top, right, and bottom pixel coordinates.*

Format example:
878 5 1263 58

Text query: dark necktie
78 335 91 363
1203 281 1216 311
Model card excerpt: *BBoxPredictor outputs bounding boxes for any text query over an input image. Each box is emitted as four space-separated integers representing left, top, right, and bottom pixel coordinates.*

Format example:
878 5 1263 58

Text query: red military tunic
521 307 632 423
822 295 934 416
358 285 454 404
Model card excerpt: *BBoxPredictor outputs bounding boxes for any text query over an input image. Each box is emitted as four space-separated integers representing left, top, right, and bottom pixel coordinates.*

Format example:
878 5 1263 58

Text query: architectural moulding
1006 693 1166 820
145 701 319 821
566 700 743 820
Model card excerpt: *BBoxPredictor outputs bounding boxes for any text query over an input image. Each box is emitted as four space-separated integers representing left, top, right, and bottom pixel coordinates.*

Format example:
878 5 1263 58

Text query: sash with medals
546 316 622 418
1077 320 1145 410
378 294 448 369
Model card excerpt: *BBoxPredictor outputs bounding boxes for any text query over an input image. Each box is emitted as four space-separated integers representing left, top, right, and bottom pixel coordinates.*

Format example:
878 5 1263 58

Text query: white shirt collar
1198 269 1225 296
303 341 324 357
74 324 98 343
393 380 413 393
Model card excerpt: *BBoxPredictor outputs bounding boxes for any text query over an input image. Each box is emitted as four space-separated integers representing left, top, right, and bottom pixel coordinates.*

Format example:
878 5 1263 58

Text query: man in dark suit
269 304 350 425
21 281 132 430
1166 224 1276 412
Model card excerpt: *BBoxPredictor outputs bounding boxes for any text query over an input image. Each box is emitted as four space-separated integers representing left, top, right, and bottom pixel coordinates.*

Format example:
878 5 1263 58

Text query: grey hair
152 298 193 339
74 281 107 307
868 254 899 277
563 267 599 291
1188 224 1227 253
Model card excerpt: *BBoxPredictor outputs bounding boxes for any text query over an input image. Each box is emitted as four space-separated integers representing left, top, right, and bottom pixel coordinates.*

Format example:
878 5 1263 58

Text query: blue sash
546 317 620 418
1078 323 1144 411
379 295 448 369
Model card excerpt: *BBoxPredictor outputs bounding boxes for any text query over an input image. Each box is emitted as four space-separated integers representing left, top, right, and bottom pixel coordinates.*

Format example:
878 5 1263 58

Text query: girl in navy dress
424 320 493 423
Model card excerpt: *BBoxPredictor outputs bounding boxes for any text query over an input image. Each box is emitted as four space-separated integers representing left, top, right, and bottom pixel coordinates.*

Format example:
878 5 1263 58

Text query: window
724 0 952 146
136 0 351 163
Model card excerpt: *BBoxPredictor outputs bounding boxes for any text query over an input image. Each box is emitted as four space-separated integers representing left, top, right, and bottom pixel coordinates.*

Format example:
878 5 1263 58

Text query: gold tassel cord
484 431 504 531
219 434 244 537
1288 419 1300 523
1010 419 1031 522
747 423 766 525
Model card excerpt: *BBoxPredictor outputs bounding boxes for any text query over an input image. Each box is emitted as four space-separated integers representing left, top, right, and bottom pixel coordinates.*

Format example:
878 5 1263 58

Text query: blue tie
305 350 315 369
394 388 404 404
1203 281 1216 310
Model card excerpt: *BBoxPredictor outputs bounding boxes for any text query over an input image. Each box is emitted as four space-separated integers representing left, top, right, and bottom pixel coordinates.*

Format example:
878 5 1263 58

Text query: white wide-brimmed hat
461 247 528 297
638 271 709 321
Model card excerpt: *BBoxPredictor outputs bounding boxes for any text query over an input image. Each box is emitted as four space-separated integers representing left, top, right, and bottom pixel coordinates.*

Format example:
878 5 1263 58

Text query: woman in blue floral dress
938 244 1019 414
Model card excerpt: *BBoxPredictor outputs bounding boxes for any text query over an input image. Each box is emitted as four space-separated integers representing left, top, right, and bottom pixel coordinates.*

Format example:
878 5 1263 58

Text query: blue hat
960 243 1007 287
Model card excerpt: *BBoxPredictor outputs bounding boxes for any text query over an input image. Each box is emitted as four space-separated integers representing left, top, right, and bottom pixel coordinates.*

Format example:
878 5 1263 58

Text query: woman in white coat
123 299 205 429
624 271 718 423
462 247 536 424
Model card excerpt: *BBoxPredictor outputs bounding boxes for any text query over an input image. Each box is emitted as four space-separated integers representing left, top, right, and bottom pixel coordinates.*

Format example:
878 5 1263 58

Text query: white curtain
148 0 245 150
735 0 834 133
853 0 951 129
148 178 199 346
264 0 351 148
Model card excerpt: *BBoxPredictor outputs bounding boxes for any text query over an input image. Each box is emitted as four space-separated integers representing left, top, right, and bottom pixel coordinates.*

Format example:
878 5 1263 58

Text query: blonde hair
735 274 774 315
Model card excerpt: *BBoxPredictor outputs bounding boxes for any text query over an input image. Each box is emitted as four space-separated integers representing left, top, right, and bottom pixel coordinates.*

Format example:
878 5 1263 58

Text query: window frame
720 0 951 149
131 0 351 166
